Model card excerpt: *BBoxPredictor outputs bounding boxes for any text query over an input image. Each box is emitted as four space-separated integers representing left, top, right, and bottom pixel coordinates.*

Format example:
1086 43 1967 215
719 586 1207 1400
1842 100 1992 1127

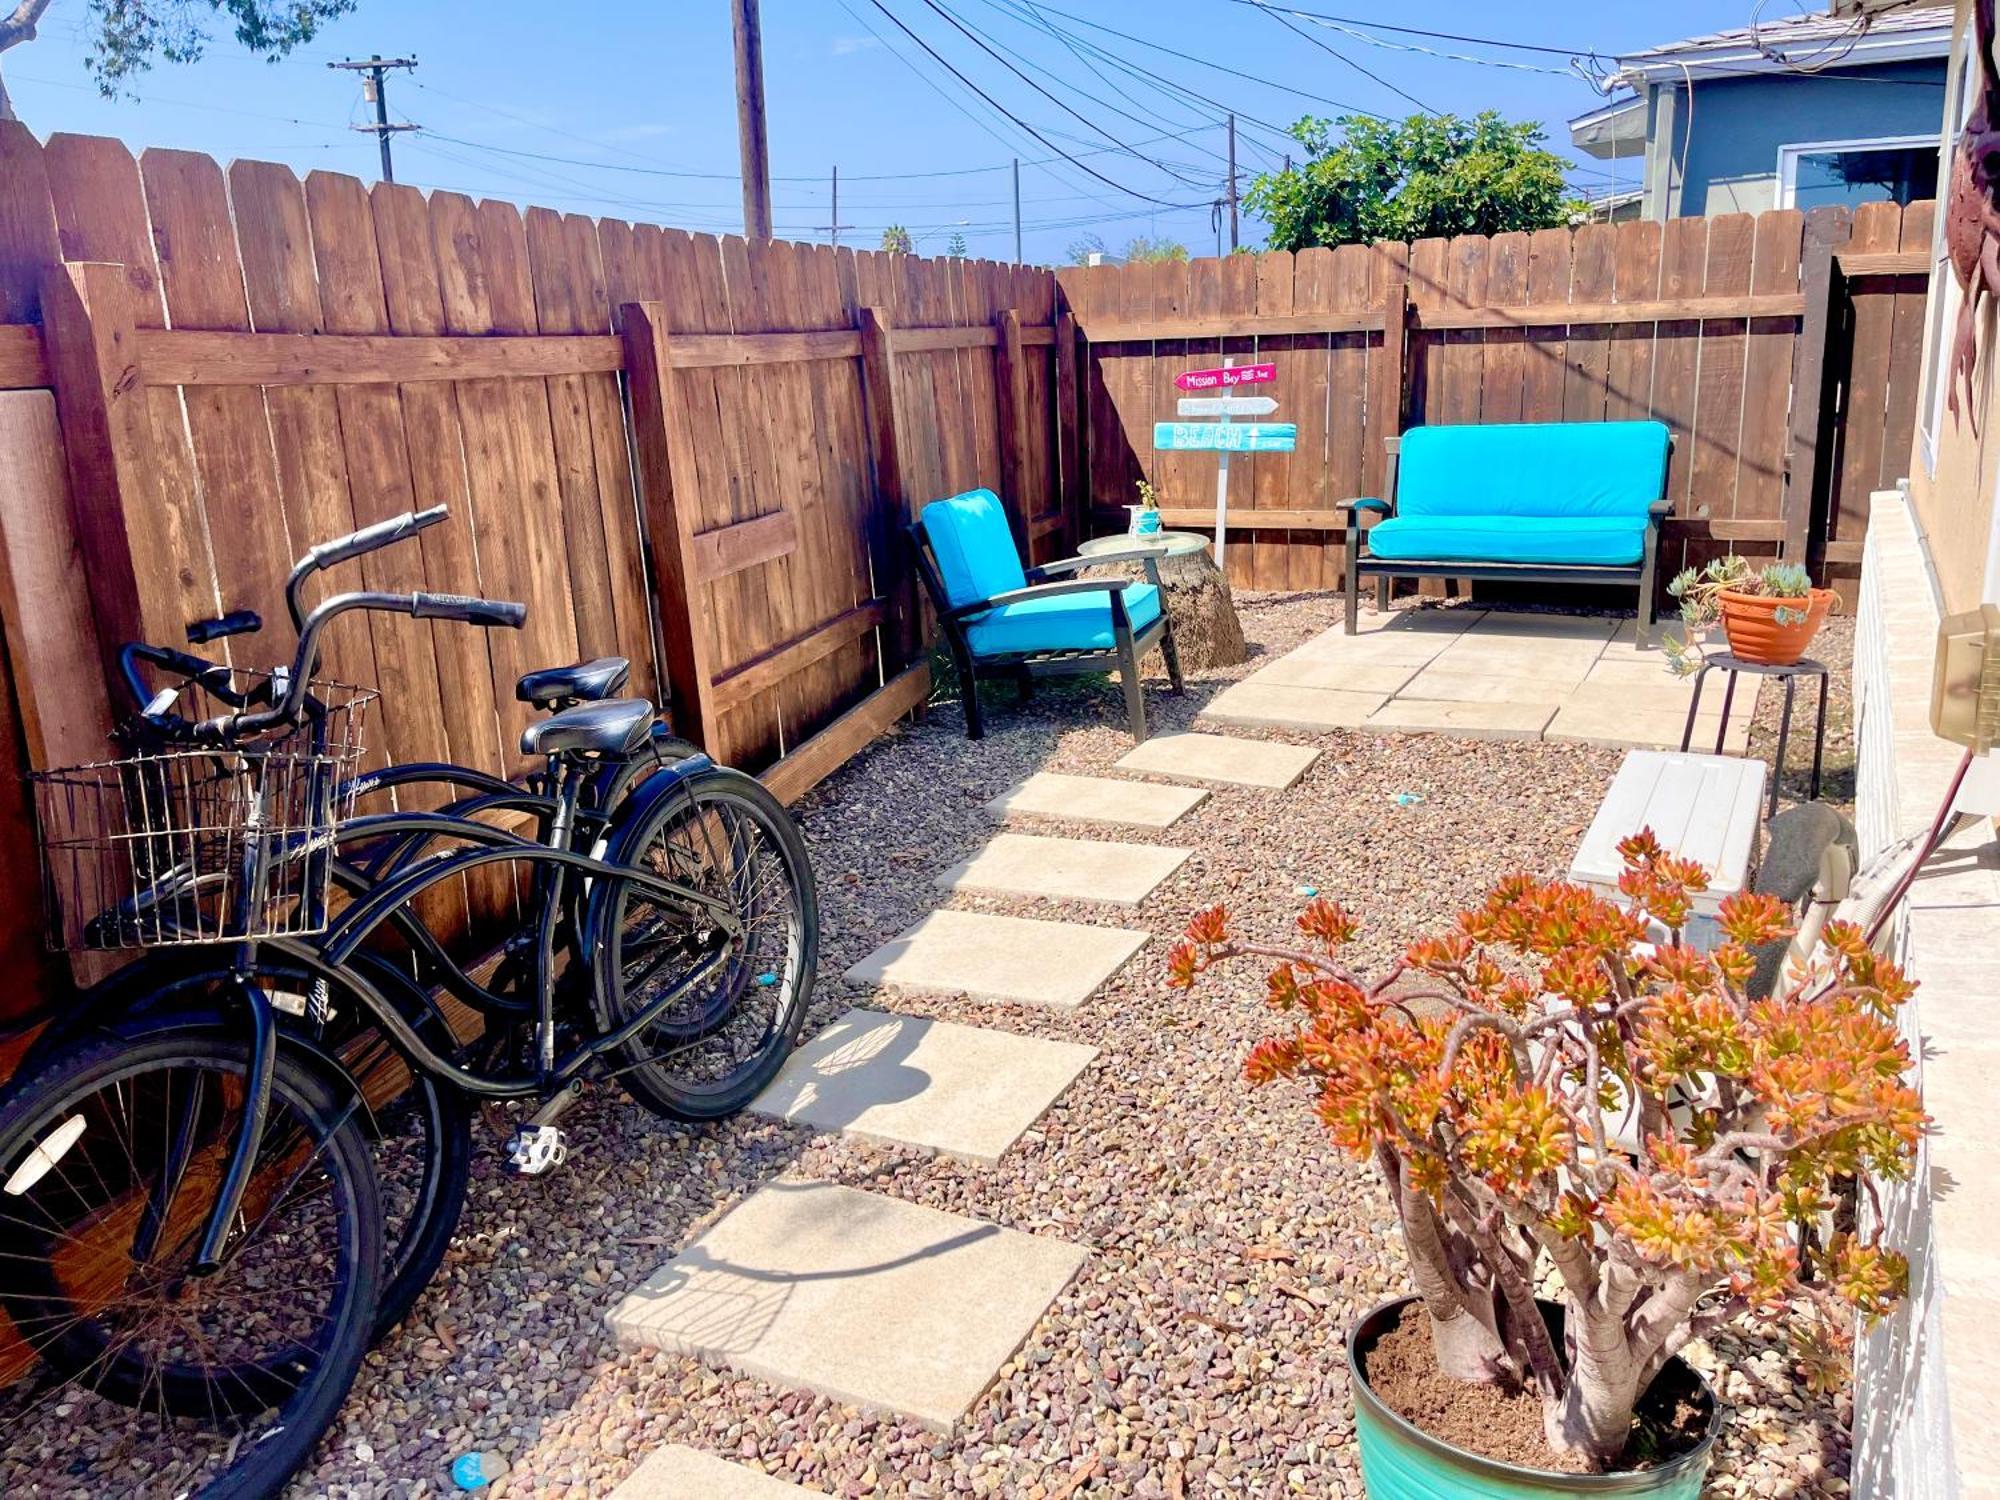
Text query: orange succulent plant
1168 829 1924 1468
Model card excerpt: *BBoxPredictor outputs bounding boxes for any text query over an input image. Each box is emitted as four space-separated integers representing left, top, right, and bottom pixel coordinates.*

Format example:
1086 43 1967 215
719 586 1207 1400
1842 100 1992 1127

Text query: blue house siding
1655 61 1947 217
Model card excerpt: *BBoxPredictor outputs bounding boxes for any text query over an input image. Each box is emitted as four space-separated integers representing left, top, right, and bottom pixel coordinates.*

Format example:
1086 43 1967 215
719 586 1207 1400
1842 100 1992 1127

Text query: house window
1777 135 1940 212
1921 31 1979 479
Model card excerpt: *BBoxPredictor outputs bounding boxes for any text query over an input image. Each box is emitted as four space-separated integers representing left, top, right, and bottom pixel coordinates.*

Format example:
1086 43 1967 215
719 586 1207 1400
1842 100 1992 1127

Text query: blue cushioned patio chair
1343 420 1674 644
911 488 1185 741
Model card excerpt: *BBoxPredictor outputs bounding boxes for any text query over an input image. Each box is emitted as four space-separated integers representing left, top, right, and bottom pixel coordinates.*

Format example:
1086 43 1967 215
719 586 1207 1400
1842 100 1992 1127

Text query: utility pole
817 165 853 247
732 0 773 240
328 55 418 183
1012 158 1023 264
1226 112 1239 252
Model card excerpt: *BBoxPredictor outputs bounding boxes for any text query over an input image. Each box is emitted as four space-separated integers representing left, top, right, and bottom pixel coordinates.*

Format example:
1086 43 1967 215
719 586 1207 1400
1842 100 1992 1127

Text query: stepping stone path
608 1182 1086 1433
749 1008 1096 1163
1116 730 1321 789
986 770 1208 828
616 723 1295 1454
614 1444 817 1497
936 831 1191 905
843 908 1148 1010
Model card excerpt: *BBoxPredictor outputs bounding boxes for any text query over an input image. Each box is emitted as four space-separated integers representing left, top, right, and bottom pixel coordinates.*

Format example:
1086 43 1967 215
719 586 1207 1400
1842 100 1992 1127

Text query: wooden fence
1059 200 1935 593
0 124 1066 1029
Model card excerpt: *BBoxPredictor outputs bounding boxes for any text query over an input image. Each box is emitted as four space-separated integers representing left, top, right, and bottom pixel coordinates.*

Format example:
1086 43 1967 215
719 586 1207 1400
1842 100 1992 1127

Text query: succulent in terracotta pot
1663 557 1834 674
1168 835 1922 1482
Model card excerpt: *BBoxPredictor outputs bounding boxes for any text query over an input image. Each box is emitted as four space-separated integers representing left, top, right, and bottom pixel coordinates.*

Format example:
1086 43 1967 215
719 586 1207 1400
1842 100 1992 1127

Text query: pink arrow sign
1175 362 1276 392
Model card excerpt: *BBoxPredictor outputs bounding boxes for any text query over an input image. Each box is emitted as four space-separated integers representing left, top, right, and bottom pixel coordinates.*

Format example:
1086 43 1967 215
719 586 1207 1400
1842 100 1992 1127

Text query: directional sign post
1152 357 1291 569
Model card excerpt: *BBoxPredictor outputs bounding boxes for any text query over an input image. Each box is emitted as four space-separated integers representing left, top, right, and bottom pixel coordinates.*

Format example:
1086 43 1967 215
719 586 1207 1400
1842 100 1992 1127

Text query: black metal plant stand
1679 652 1831 819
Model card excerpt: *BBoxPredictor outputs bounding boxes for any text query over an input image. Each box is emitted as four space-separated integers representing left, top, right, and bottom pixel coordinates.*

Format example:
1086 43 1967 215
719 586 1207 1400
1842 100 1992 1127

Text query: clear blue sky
5 1 1755 263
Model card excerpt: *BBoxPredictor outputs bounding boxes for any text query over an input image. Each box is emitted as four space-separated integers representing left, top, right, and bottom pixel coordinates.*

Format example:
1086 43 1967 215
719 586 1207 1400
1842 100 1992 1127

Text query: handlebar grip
186 609 262 645
410 592 528 629
307 505 449 571
119 641 240 708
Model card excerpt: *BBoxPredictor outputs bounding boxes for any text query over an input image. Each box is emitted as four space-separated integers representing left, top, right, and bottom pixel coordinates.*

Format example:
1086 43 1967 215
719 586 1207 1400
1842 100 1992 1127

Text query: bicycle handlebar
199 588 526 744
186 609 262 646
119 642 248 711
285 505 450 630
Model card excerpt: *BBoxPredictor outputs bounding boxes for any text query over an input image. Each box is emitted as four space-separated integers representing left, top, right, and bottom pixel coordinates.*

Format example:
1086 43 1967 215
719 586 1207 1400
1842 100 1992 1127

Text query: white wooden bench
1568 750 1768 949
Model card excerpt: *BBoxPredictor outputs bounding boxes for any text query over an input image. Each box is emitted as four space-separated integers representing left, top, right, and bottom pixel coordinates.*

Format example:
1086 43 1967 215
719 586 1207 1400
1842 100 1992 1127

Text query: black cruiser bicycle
0 513 816 1498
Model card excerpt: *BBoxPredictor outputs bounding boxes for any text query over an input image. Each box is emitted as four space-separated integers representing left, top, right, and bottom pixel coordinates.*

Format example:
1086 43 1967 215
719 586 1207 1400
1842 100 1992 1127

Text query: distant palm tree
880 224 914 254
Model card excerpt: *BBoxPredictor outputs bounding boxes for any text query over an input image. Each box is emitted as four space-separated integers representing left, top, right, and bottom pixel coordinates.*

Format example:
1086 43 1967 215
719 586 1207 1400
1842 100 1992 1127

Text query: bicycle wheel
50 953 473 1350
0 1026 381 1499
589 767 817 1121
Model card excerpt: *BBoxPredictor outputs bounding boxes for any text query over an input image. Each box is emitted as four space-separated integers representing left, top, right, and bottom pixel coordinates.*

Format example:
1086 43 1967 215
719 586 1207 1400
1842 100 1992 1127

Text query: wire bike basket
30 680 377 950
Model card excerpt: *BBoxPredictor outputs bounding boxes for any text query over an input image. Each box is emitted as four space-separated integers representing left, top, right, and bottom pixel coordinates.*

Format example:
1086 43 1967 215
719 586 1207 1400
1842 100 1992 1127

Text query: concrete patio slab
1366 699 1557 740
1198 681 1385 730
1248 653 1422 694
1115 731 1321 788
608 1181 1086 1433
935 831 1190 906
985 772 1208 830
1465 612 1619 641
1341 607 1486 635
1397 666 1576 705
1424 634 1612 677
749 1008 1097 1163
1288 629 1461 667
1546 701 1752 753
843 909 1148 1009
614 1445 819 1498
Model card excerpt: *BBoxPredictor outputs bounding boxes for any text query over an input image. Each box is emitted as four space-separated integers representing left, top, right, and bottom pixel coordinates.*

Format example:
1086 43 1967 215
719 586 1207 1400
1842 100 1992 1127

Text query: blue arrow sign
1153 421 1298 453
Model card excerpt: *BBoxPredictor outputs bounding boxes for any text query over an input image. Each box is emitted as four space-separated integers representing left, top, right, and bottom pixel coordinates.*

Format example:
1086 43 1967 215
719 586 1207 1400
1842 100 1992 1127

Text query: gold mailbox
1932 603 2000 753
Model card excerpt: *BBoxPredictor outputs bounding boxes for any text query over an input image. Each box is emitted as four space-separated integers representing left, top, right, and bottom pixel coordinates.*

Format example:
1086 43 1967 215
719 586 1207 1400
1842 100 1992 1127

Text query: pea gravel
276 593 1851 1499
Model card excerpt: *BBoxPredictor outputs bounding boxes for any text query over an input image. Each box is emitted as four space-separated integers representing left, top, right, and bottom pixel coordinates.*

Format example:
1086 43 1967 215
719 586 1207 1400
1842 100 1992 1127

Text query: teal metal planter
1347 1297 1722 1499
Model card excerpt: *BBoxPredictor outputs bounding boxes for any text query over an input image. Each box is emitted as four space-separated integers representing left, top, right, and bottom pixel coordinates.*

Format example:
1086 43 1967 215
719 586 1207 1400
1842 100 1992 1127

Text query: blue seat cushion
920 489 1026 609
967 583 1163 656
1396 420 1670 521
1364 515 1645 567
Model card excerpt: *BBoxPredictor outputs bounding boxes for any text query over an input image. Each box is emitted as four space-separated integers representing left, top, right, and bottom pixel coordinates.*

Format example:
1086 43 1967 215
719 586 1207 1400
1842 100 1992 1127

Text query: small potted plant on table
1128 479 1165 537
1170 834 1922 1494
1664 557 1835 674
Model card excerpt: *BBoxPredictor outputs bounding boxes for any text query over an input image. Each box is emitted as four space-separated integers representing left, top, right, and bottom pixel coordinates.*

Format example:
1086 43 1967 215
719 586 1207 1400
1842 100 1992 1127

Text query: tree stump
1082 539 1246 672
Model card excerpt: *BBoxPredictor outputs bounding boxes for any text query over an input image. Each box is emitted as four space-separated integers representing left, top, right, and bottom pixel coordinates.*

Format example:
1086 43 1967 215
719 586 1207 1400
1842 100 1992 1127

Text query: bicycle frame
185 753 735 1269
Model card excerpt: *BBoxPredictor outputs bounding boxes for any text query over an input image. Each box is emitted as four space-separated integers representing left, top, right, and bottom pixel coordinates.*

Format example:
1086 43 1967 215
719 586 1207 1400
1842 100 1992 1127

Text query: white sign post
1212 359 1235 571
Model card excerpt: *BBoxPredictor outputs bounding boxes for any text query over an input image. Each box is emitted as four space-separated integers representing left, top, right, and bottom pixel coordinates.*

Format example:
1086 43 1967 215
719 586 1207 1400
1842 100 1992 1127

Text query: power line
907 0 1216 189
862 0 1196 206
1253 4 1438 114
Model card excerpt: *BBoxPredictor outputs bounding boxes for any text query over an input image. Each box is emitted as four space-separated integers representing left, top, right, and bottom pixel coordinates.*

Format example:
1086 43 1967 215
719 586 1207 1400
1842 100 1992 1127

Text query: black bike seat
520 698 654 758
515 656 630 707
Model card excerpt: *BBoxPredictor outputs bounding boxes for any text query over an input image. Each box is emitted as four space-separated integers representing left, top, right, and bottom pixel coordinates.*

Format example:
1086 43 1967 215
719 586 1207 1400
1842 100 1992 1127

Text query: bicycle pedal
505 1125 569 1176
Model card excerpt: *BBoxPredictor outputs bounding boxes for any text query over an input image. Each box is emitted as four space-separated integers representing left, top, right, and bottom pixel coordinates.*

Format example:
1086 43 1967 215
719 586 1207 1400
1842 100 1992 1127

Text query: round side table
1077 530 1247 670
1678 653 1830 819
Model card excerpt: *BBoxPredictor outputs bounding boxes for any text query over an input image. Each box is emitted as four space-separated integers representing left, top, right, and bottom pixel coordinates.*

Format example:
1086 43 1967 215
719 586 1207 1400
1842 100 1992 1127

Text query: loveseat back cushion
1395 420 1669 521
1364 514 1646 568
920 489 1028 609
966 582 1163 656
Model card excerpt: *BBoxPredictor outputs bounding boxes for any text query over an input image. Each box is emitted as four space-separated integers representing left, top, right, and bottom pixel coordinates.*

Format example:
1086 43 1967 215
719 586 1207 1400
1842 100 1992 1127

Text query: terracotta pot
1346 1295 1722 1498
1717 587 1834 666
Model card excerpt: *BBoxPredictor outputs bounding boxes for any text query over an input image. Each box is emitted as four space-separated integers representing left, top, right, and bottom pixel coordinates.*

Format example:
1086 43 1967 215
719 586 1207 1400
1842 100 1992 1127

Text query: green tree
880 224 914 254
2 0 357 121
1123 234 1189 263
1245 111 1585 251
945 230 967 258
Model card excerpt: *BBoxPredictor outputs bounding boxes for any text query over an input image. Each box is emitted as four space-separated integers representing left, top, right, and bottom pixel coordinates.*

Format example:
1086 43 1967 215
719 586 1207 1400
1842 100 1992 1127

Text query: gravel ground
280 592 1853 1499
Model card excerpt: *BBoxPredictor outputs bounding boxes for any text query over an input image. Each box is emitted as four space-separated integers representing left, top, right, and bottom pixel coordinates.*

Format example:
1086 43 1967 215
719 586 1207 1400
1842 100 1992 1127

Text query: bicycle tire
588 766 818 1121
48 951 473 1349
0 1025 381 1500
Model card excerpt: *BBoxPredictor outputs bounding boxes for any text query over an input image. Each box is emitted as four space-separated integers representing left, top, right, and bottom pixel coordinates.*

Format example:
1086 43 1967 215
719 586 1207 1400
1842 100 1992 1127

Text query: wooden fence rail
1058 200 1935 593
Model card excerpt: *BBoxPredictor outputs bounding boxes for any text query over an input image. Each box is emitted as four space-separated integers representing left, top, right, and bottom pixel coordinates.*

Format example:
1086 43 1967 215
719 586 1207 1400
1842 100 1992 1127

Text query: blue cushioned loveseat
1343 420 1673 643
911 488 1183 741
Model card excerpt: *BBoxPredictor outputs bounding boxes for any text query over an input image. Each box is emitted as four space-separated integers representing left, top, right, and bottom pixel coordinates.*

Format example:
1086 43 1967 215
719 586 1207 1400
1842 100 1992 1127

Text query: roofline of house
1607 16 1952 89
